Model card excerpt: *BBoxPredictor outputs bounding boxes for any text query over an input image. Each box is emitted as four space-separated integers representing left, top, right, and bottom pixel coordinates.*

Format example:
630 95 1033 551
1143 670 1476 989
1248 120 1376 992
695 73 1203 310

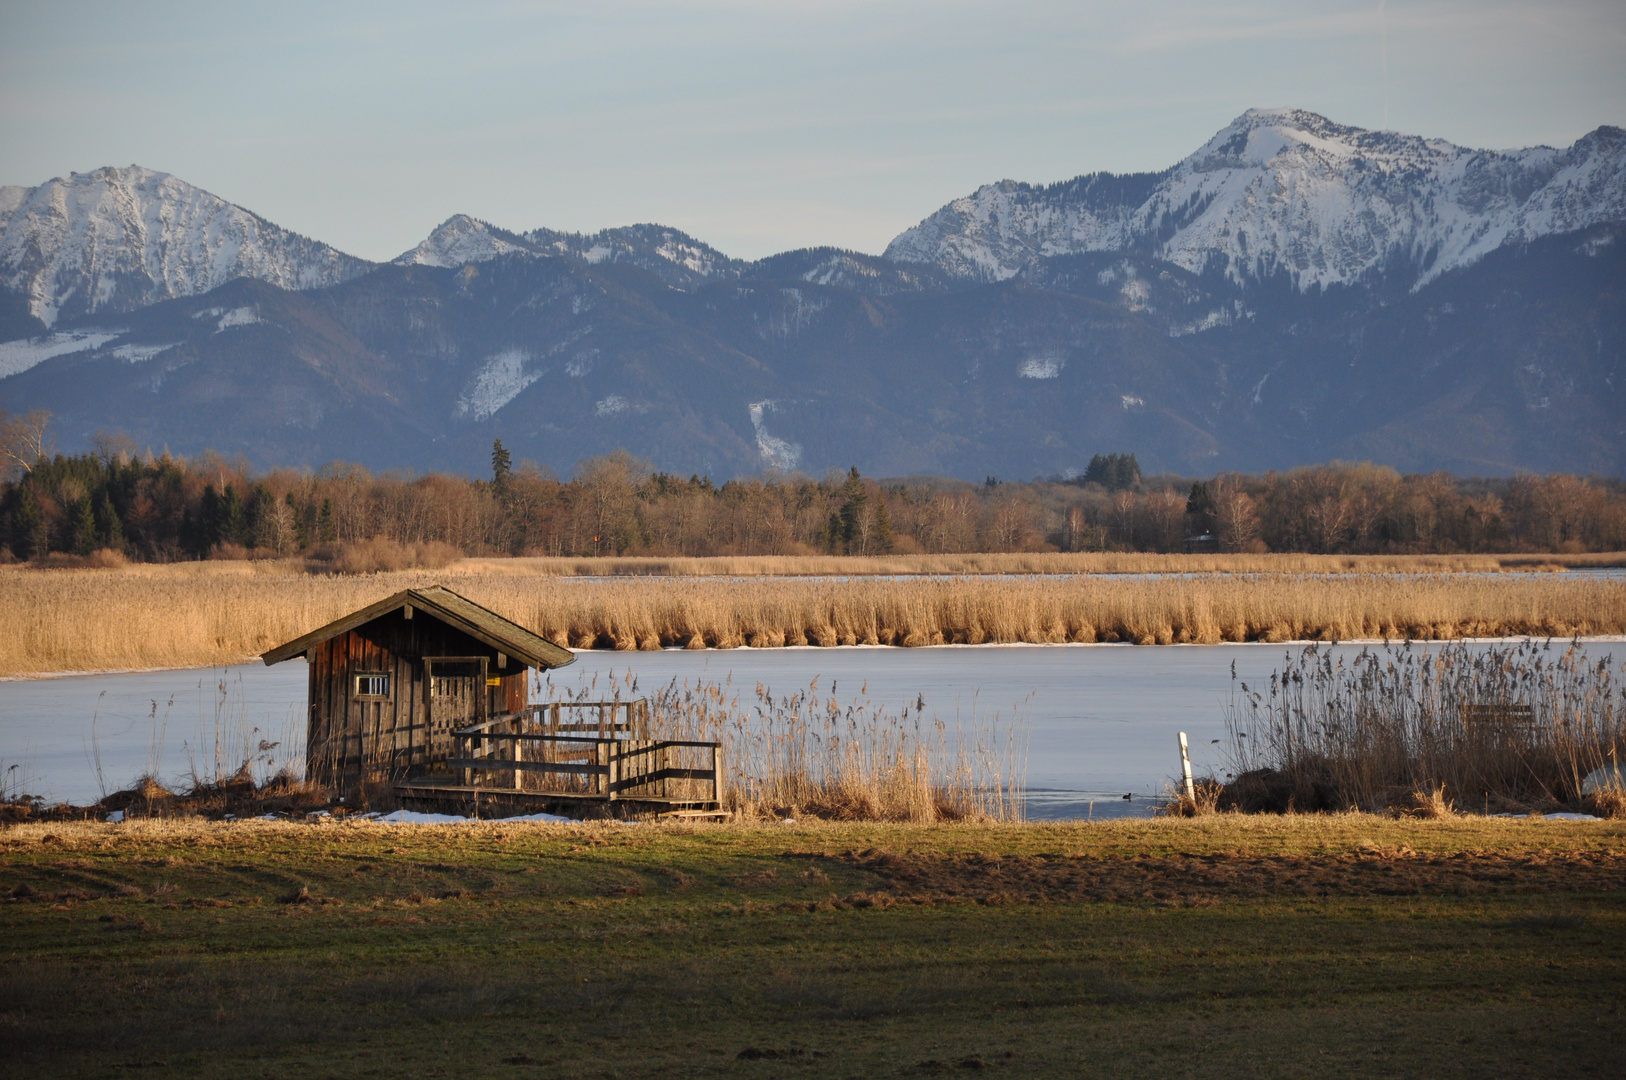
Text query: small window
354 674 391 698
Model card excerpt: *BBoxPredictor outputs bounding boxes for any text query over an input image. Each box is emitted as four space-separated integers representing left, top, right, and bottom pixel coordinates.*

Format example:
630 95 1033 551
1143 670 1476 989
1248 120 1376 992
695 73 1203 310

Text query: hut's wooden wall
305 606 533 793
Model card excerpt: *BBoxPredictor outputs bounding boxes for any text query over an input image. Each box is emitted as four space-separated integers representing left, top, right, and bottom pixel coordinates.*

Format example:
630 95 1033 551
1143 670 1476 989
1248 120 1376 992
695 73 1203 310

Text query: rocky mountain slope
1 109 1621 479
0 166 373 338
885 109 1626 291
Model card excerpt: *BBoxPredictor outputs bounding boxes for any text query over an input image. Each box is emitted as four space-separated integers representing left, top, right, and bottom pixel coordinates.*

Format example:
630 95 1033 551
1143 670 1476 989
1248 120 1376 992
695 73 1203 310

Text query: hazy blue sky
3 1 1622 261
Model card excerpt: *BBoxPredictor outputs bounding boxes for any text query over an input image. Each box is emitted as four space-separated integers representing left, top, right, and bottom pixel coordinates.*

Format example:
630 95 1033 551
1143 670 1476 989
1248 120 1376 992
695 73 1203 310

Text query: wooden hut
261 585 575 795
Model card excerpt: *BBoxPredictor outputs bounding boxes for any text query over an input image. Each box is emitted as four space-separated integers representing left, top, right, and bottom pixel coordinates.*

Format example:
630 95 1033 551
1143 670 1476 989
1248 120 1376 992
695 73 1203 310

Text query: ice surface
11 641 1625 819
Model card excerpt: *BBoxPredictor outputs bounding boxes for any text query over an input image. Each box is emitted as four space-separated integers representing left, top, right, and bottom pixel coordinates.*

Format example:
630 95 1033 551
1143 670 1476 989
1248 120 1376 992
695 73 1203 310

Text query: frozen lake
3 639 1620 819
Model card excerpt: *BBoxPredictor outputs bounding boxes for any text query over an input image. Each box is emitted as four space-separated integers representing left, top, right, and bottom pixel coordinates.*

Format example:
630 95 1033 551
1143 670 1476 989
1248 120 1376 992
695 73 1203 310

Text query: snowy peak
885 109 1626 290
0 165 373 328
527 222 742 287
393 214 742 289
394 214 537 267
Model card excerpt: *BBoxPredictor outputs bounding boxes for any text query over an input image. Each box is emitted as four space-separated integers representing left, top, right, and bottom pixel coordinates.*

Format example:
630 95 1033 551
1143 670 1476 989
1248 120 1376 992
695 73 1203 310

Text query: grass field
3 558 1624 676
3 816 1622 1078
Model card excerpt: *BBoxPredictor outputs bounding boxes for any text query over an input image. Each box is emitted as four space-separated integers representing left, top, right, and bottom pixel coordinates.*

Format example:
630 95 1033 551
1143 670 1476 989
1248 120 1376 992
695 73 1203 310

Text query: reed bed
457 551 1609 577
1221 639 1626 815
538 670 1026 823
2 562 1623 677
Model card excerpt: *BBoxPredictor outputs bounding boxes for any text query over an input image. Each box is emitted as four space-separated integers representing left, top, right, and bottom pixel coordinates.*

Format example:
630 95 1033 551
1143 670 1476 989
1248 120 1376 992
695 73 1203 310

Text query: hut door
426 657 488 765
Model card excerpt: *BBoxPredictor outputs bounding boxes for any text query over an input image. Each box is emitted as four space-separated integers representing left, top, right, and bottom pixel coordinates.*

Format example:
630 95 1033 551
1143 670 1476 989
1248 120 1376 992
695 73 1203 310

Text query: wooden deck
393 702 726 819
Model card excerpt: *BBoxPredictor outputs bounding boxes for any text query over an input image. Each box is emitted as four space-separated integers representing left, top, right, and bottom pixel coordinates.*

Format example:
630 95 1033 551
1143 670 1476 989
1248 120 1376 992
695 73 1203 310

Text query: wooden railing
445 701 723 805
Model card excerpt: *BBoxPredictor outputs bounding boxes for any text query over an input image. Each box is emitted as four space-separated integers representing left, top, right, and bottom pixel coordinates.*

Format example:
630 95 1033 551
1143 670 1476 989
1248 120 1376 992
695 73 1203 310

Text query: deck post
713 743 726 807
605 738 617 802
512 719 523 791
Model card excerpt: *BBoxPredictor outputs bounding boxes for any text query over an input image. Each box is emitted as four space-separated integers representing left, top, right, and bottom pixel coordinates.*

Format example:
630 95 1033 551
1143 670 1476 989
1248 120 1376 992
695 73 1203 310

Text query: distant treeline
1 430 1623 561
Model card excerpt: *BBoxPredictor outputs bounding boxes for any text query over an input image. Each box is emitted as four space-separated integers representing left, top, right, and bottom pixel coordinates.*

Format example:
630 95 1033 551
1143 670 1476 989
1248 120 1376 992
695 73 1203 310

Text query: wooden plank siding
305 605 536 795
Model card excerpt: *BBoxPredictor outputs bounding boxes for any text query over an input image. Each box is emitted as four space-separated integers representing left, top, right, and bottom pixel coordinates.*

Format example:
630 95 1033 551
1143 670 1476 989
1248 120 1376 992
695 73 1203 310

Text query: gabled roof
261 585 575 669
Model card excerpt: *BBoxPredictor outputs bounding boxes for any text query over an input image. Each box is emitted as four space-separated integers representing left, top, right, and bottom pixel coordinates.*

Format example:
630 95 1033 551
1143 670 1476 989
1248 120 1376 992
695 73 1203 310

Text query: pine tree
492 439 512 491
839 466 867 549
11 486 47 560
95 493 125 550
822 511 843 553
289 492 308 550
318 498 337 543
70 497 98 555
221 485 248 547
874 493 894 553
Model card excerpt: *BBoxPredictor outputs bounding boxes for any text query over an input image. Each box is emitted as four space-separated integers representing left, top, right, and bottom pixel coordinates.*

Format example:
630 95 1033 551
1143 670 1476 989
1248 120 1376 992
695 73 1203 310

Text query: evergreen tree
1185 481 1215 533
838 466 867 549
288 492 308 549
11 486 47 560
318 498 337 543
1084 452 1142 492
874 493 894 553
95 493 125 550
492 439 512 491
822 511 843 553
69 497 98 555
221 484 248 547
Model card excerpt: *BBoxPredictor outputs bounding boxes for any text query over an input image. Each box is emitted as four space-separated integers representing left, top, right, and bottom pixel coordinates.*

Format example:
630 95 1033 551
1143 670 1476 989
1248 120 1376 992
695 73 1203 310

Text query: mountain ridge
1 108 1621 480
0 165 372 336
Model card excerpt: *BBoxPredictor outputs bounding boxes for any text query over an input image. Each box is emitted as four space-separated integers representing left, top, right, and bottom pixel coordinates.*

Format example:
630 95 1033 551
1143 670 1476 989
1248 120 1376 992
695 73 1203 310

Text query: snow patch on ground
456 348 539 420
748 400 802 470
1169 307 1233 337
215 306 260 331
111 342 179 363
1120 395 1145 409
594 394 628 416
1018 354 1063 379
374 809 575 825
0 329 123 379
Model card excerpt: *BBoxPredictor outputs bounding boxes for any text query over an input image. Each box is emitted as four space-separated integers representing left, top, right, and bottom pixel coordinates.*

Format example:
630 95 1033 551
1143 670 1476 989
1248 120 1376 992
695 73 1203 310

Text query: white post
1179 731 1195 804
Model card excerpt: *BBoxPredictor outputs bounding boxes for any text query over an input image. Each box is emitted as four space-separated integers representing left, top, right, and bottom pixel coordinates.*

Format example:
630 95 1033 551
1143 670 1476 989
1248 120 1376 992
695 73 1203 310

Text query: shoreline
6 634 1626 683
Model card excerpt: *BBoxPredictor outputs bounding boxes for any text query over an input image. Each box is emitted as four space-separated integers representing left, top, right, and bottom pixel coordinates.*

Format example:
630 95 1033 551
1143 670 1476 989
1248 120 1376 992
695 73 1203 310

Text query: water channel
3 639 1621 819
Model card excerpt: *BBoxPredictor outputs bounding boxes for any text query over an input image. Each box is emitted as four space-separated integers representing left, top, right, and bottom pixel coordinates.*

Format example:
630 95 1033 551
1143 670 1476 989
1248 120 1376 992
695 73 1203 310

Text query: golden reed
1 558 1622 677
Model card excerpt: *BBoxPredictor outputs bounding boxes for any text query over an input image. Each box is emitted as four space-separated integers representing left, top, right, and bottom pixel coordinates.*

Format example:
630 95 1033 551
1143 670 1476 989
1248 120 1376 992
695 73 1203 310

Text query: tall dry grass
1222 639 1626 814
537 670 1026 823
2 561 1623 677
456 551 1614 577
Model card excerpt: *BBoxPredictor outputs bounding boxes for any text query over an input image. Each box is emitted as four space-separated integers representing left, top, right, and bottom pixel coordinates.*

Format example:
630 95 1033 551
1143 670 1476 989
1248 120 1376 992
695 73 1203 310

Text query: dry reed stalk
2 563 1623 677
535 670 1027 823
1223 639 1626 814
455 551 1617 577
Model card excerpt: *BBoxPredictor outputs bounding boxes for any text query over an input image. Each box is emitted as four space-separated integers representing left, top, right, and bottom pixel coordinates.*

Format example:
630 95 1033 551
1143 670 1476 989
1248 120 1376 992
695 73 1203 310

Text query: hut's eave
260 585 575 670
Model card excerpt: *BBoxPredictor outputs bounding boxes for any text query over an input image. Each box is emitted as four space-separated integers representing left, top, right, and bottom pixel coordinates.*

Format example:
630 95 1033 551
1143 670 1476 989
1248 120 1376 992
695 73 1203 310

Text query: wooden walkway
394 701 726 819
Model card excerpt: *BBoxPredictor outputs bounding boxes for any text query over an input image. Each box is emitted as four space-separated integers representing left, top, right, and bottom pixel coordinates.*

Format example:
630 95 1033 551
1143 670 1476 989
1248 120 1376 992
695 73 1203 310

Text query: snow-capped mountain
0 165 373 330
396 215 741 288
884 109 1626 290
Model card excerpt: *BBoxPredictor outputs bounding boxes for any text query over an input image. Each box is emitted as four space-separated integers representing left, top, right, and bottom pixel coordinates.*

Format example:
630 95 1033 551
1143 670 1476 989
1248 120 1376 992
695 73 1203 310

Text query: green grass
3 817 1624 1078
